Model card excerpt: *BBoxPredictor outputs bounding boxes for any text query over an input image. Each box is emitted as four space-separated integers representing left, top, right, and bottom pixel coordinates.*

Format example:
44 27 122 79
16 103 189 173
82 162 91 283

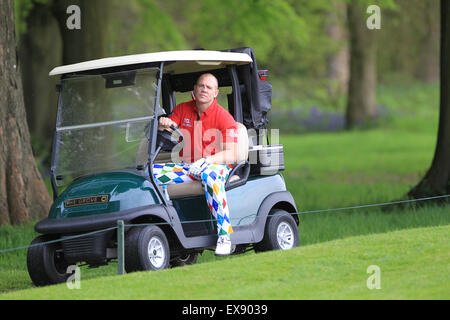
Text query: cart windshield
53 68 162 186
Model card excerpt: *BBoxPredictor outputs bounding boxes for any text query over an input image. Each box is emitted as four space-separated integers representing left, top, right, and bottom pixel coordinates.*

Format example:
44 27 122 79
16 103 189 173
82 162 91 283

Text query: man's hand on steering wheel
158 117 178 132
156 118 184 152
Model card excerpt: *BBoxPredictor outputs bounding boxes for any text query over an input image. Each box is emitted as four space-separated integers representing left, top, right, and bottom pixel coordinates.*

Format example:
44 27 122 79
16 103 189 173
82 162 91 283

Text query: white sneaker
215 234 232 256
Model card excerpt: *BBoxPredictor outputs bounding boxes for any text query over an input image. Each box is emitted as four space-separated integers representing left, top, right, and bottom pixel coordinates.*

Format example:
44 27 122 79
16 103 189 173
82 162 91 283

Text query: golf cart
27 47 299 286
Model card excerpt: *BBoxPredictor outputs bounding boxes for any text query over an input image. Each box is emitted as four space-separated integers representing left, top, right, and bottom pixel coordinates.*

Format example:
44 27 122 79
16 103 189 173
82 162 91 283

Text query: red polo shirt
169 99 238 163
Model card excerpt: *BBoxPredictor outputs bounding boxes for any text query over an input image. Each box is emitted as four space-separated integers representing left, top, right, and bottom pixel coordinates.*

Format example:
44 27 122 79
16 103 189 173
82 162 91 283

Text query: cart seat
167 122 249 199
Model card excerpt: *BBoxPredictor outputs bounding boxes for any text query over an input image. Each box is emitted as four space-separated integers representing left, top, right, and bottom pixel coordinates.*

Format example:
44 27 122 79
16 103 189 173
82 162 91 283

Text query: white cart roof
49 50 253 76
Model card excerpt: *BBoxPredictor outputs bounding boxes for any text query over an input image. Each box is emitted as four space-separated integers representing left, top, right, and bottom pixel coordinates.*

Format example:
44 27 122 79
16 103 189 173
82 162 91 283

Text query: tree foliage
377 0 440 82
110 0 188 55
14 0 50 35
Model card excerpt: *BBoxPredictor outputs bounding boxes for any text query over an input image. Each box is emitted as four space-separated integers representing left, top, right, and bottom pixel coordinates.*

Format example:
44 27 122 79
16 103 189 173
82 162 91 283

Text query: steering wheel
156 125 184 152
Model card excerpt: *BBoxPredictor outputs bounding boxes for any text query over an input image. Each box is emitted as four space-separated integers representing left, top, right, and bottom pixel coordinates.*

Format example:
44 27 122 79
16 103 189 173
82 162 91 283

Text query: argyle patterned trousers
152 163 234 236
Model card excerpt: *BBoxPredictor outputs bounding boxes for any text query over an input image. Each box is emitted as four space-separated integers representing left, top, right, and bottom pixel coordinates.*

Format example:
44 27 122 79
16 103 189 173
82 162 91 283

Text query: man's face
194 74 219 106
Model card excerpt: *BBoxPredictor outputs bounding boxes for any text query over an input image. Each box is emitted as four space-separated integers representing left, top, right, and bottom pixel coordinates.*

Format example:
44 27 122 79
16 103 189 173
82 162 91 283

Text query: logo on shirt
182 118 192 127
227 129 238 138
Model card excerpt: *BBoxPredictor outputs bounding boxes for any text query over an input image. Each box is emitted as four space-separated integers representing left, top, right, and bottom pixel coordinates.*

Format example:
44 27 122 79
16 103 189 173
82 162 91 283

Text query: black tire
26 235 70 287
124 225 170 272
170 253 198 268
254 210 299 252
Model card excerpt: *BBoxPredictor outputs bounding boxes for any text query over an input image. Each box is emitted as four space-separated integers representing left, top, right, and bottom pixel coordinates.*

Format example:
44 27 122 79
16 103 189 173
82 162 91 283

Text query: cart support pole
117 220 125 275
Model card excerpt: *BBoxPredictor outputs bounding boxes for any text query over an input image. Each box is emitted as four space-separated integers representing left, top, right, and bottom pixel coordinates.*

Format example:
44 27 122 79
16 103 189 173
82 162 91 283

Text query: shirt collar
193 99 218 116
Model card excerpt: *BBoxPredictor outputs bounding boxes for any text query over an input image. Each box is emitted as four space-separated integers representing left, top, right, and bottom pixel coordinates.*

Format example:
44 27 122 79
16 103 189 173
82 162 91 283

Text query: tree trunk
345 0 377 129
0 0 51 225
326 1 349 98
20 2 62 149
408 0 450 199
415 0 440 83
52 0 111 64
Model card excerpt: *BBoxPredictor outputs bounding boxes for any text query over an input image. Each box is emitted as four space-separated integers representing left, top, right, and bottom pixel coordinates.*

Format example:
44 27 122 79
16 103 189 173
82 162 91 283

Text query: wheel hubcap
54 250 68 275
277 222 294 250
147 237 165 268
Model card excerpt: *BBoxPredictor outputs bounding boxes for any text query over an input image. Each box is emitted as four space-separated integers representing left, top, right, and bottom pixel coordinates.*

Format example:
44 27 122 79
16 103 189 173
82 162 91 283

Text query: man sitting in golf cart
156 73 239 256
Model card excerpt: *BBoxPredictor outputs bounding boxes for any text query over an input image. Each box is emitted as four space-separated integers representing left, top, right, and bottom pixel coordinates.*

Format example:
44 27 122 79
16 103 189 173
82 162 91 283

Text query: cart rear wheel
254 210 299 252
27 235 70 287
125 225 170 272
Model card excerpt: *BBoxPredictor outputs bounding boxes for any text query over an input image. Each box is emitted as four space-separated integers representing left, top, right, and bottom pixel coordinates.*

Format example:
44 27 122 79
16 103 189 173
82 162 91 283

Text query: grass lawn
1 225 448 300
282 126 438 211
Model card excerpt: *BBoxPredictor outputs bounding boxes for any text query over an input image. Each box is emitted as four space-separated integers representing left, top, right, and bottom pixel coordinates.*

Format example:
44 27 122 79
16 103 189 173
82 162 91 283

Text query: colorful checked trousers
152 163 234 236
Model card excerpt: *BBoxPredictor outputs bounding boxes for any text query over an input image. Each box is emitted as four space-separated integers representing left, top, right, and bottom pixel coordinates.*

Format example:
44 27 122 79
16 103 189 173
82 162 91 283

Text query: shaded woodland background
0 0 448 224
15 0 440 143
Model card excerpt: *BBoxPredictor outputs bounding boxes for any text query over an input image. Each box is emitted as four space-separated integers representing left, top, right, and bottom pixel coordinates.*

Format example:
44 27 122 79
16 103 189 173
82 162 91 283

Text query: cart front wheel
125 225 170 272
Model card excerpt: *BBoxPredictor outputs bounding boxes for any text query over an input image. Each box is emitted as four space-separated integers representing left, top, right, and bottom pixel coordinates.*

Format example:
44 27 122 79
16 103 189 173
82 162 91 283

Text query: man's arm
205 142 238 165
158 103 184 131
158 116 178 131
205 117 239 164
189 142 237 178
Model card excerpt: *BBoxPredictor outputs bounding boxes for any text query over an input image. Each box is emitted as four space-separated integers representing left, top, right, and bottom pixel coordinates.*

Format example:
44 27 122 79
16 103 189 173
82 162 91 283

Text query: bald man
155 73 239 256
